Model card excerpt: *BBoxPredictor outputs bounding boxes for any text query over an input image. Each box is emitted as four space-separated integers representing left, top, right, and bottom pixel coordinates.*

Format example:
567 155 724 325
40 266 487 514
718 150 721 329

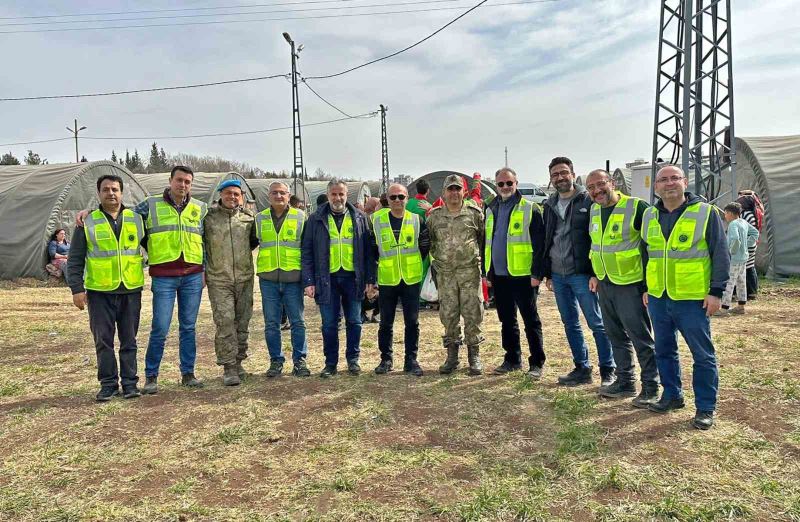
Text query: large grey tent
612 168 632 195
407 171 497 202
305 180 371 207
247 178 310 212
0 161 148 280
721 136 800 277
135 172 255 207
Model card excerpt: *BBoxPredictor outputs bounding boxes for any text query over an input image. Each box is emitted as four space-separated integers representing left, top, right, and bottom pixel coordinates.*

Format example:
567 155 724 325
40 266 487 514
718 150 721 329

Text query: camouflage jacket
427 202 484 273
202 203 258 284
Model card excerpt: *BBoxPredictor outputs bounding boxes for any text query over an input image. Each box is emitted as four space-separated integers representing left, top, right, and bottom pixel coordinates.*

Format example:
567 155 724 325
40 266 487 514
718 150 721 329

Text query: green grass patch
0 380 25 397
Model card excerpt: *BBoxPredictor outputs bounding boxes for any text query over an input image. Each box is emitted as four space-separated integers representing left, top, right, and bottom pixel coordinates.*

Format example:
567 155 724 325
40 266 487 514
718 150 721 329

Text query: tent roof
612 168 632 195
0 161 148 280
135 172 255 207
727 135 800 276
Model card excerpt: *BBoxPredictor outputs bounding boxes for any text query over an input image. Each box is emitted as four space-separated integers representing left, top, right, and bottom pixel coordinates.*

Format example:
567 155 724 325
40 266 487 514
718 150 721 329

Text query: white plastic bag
420 268 438 302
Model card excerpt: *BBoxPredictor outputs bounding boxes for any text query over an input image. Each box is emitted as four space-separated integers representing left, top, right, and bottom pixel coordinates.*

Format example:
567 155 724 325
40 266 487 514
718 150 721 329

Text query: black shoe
122 386 142 399
527 365 544 380
632 387 659 409
348 360 362 376
374 359 393 375
292 359 311 377
493 361 522 375
557 366 593 386
181 373 204 388
693 410 715 430
96 386 119 402
648 395 686 413
320 365 338 379
599 366 616 387
142 376 158 395
403 360 424 377
266 360 284 378
598 380 636 399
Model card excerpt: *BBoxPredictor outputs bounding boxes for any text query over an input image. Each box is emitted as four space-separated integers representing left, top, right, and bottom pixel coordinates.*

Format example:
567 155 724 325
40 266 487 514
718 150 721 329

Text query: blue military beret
217 179 242 192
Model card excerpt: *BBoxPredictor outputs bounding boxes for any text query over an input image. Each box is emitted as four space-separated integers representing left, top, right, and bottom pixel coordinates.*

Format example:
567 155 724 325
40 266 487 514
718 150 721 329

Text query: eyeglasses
655 176 684 184
496 181 516 188
388 194 407 201
446 185 463 192
270 190 288 196
550 169 572 179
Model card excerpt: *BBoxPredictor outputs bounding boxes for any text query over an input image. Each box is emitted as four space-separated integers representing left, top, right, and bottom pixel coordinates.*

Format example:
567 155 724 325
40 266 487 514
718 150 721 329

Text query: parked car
518 183 550 205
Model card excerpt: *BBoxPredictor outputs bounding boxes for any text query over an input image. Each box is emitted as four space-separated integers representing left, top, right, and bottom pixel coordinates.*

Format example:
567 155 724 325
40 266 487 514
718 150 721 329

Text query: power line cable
300 77 355 118
0 0 463 27
0 0 559 34
0 137 73 147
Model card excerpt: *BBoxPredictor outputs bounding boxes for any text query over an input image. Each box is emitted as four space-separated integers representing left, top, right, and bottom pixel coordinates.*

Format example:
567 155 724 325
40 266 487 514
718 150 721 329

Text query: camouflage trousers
436 266 484 346
207 279 254 366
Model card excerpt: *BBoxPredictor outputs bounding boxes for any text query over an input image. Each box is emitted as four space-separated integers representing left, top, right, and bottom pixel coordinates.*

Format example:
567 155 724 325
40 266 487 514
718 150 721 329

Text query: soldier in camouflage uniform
202 179 259 386
427 174 485 375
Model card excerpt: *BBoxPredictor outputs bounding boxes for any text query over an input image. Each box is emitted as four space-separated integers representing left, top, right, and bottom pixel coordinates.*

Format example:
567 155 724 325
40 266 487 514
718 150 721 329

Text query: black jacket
485 191 546 282
301 202 377 305
540 188 594 279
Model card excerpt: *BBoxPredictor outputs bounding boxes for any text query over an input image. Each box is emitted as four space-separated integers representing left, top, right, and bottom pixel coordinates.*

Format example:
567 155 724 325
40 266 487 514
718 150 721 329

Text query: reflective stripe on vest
144 196 207 265
256 207 305 272
84 208 145 291
329 213 354 272
484 198 534 277
372 208 423 286
641 202 712 300
589 194 644 285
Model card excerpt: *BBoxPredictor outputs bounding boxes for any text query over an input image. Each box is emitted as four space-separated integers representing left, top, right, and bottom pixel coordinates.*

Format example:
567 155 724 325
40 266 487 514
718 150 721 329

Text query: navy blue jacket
301 202 377 305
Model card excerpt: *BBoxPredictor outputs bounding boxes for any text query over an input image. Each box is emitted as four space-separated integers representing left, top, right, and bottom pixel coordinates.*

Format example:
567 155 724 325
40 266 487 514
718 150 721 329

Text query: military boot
235 360 247 380
223 364 241 386
439 342 460 374
467 345 483 376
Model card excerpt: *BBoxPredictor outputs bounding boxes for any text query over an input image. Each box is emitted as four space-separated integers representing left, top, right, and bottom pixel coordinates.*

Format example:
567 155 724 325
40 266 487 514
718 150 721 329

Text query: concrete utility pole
283 32 306 205
380 104 389 195
66 119 86 163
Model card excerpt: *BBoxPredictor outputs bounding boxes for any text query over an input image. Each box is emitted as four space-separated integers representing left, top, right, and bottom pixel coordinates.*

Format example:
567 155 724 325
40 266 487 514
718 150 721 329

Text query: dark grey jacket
541 187 594 279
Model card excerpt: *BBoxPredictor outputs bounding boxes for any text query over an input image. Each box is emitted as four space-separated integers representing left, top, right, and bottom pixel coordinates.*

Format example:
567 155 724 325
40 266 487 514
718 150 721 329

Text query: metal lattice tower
651 0 736 203
380 104 389 195
284 32 306 203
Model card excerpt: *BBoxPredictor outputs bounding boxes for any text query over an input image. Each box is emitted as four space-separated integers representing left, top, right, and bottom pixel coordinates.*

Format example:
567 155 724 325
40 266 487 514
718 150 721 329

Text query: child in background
719 202 759 315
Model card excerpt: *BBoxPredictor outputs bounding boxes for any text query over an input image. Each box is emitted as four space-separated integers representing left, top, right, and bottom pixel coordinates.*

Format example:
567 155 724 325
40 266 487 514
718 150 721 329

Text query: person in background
47 228 71 282
67 175 146 401
407 179 433 305
718 202 759 316
736 190 763 300
361 196 383 324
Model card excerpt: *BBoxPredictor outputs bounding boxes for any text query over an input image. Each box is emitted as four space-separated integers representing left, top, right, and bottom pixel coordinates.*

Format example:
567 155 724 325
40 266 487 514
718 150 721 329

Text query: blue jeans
551 273 614 369
647 296 718 412
319 273 362 367
259 279 307 364
145 273 204 377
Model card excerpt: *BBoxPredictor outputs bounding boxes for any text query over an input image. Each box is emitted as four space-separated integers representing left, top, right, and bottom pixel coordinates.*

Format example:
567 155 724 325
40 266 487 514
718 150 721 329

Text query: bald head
387 183 408 215
654 165 688 208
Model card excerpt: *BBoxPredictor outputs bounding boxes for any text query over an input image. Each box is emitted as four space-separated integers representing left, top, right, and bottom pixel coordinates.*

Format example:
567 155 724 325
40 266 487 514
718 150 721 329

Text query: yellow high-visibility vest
641 201 712 300
484 198 535 276
329 213 354 272
373 208 423 286
589 194 644 285
256 207 305 272
84 208 144 291
144 196 207 265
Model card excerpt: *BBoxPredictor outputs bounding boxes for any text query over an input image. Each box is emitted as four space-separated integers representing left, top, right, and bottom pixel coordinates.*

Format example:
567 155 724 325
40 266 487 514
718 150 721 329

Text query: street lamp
66 119 87 163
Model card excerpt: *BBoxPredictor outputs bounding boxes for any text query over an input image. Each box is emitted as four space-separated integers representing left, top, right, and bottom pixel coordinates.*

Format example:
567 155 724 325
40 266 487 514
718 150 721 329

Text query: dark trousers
746 266 758 298
87 291 141 389
377 281 421 363
493 275 545 368
598 280 659 389
319 273 362 366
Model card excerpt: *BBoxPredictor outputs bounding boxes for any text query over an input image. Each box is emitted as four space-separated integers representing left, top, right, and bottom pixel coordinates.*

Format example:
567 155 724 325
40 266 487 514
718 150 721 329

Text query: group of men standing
68 157 729 430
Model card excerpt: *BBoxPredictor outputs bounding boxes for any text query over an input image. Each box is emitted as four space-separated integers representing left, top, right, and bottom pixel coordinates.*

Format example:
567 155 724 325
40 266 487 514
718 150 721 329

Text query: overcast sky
1 0 798 185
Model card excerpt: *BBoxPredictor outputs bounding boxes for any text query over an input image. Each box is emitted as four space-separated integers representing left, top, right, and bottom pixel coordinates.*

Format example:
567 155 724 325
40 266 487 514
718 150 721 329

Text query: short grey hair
495 167 517 179
268 180 290 192
327 178 348 192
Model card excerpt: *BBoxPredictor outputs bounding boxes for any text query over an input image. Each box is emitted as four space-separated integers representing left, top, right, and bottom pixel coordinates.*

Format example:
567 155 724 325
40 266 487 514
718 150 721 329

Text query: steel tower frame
380 104 389 195
285 34 306 203
650 0 736 203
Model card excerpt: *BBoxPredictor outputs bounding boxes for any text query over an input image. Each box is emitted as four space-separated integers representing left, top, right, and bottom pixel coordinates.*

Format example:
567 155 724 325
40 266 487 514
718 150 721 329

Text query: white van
517 183 550 205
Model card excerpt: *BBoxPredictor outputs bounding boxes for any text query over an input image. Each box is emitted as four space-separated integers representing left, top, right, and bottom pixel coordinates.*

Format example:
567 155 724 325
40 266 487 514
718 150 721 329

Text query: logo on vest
679 234 689 243
191 209 199 218
513 222 521 230
612 224 620 232
405 235 413 243
128 234 135 242
347 226 353 235
287 229 294 237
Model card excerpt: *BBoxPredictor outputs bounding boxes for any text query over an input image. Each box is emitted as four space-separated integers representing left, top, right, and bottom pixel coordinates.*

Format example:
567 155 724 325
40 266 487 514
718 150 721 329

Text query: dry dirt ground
0 277 798 521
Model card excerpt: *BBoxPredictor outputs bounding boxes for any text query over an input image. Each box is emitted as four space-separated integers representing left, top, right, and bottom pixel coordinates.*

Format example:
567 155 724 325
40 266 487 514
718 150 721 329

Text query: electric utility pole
283 32 305 204
380 104 389 194
66 119 86 163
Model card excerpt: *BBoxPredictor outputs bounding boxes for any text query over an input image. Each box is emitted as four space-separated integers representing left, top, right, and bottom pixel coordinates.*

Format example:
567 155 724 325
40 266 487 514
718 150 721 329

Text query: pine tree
0 152 20 165
111 150 118 163
147 142 160 173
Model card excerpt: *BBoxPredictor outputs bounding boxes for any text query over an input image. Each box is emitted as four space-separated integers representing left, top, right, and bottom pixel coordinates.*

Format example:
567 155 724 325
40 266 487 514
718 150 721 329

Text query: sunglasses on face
388 194 407 201
496 181 515 188
447 186 463 192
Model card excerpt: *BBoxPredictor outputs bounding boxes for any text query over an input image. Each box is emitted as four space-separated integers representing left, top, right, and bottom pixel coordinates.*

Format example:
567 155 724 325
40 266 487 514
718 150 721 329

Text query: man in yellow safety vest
585 169 659 408
256 180 310 379
641 165 729 430
371 183 431 377
67 174 146 401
